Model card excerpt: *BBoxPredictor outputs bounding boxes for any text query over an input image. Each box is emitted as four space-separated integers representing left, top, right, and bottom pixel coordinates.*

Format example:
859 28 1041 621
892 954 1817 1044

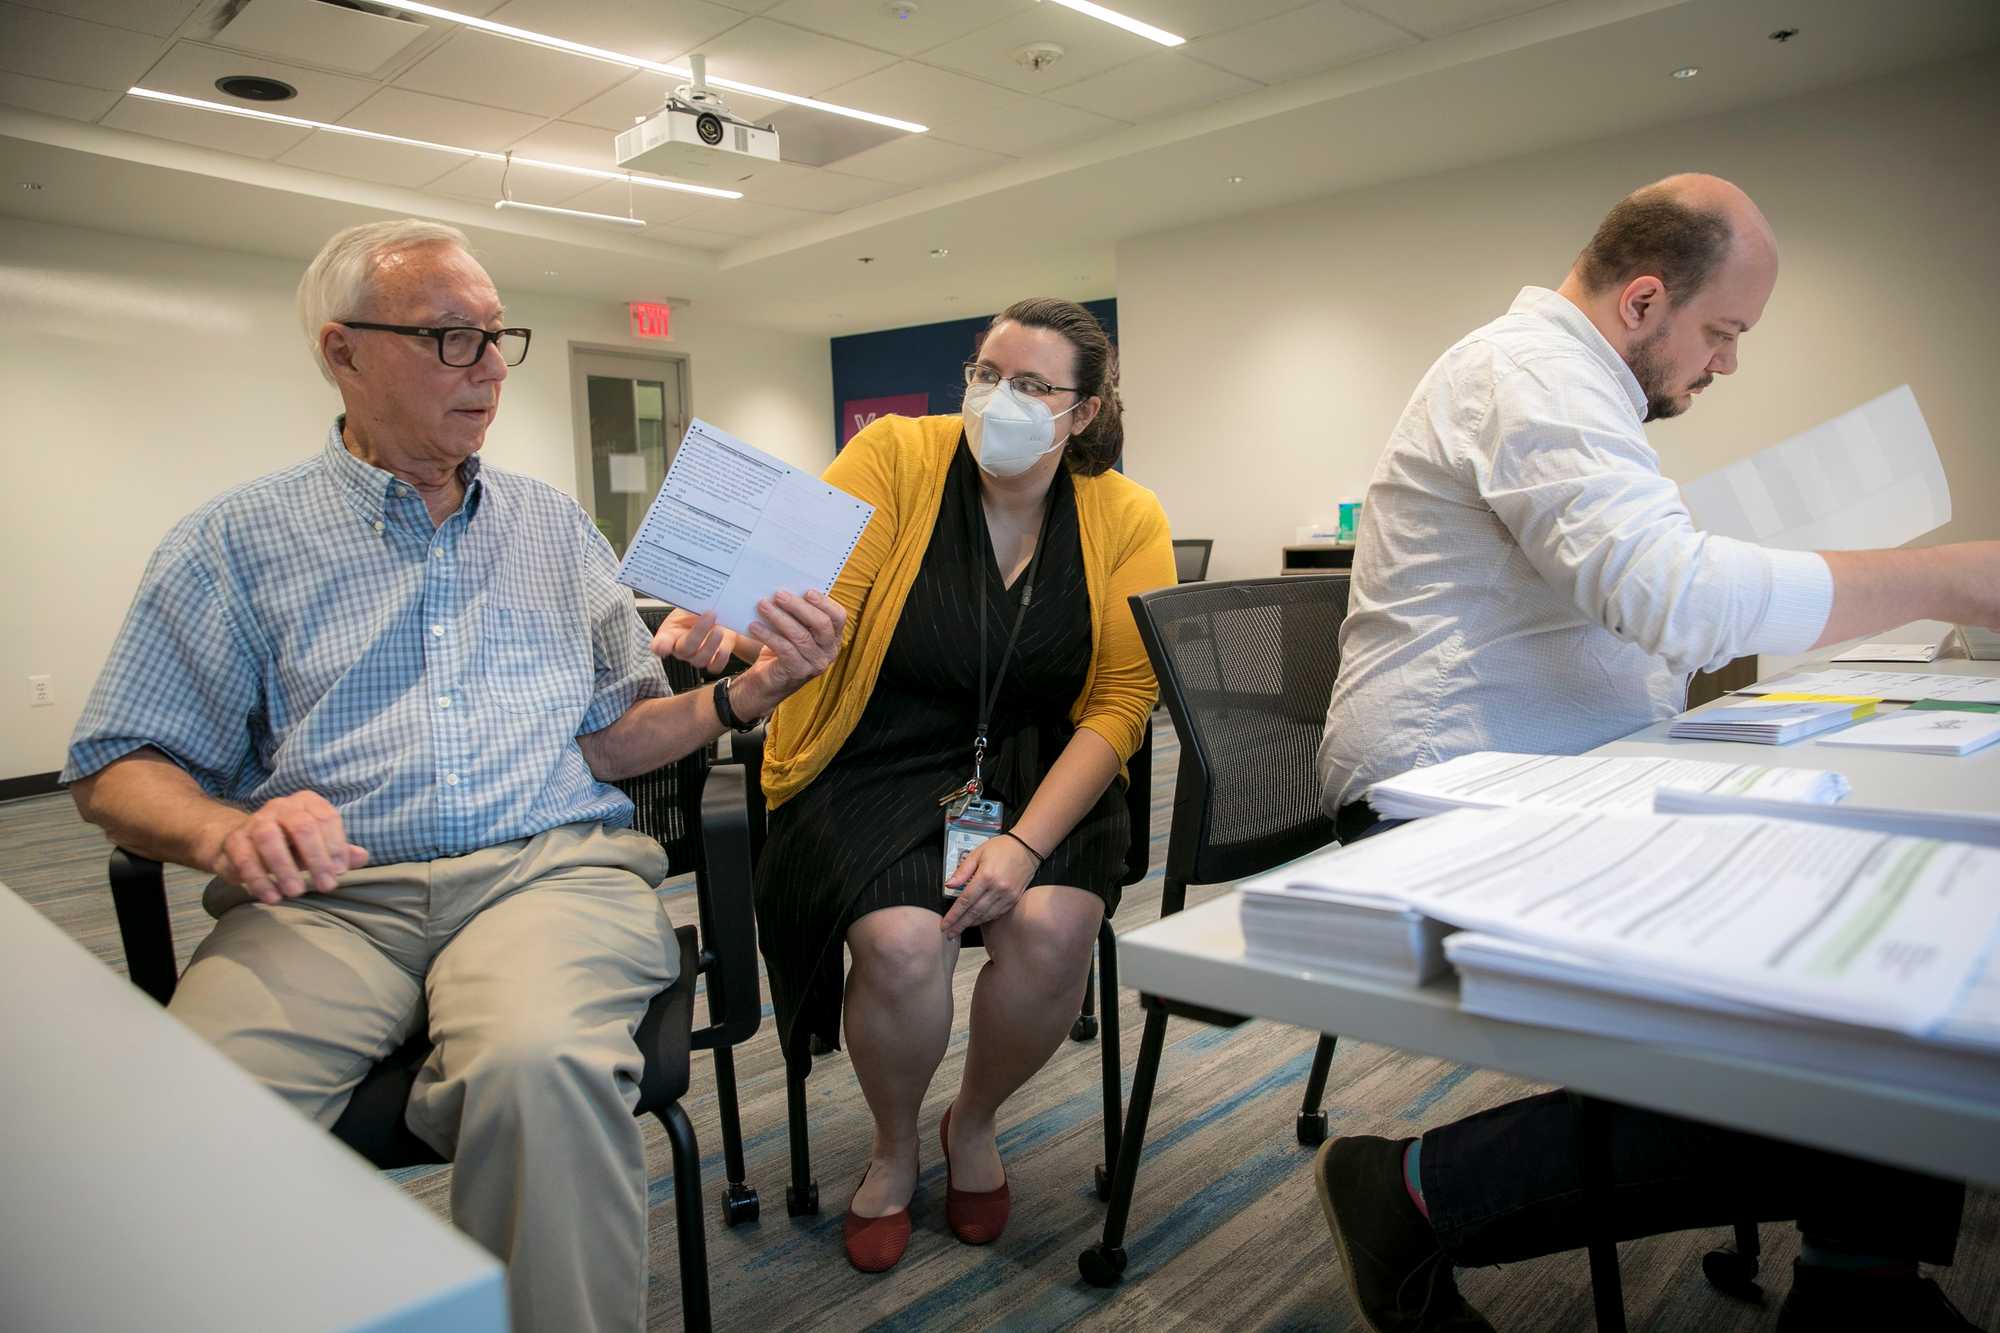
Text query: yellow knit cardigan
761 413 1177 808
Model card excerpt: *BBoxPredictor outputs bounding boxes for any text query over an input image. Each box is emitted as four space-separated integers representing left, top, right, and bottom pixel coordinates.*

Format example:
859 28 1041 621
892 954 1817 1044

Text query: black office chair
757 721 1155 1218
1080 574 1348 1286
105 655 765 1333
1171 538 1212 584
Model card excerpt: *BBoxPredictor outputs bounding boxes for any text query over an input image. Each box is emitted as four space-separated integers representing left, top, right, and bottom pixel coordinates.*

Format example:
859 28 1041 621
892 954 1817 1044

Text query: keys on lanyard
938 734 988 819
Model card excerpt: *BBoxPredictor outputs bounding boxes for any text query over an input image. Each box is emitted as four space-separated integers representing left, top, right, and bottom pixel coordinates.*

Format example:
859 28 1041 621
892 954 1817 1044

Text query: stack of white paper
1447 932 2000 1101
1366 752 1847 820
1237 880 1453 984
1668 698 1869 745
1242 808 2000 1036
1742 669 2000 705
1656 785 2000 847
1818 710 2000 756
1833 638 1949 664
1961 626 2000 662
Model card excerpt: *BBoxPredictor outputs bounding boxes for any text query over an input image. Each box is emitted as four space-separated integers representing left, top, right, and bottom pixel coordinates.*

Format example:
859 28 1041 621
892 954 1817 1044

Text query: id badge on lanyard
943 796 1003 896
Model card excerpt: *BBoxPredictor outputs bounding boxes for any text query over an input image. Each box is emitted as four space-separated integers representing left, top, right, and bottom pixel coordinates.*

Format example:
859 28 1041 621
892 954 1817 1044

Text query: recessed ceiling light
929 247 949 258
1045 0 1184 46
1671 66 1700 79
360 0 929 133
215 75 297 102
125 88 742 198
1226 174 1246 183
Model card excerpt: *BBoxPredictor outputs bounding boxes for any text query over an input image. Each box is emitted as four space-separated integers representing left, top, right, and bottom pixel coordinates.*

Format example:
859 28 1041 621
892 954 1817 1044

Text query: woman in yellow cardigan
671 299 1173 1272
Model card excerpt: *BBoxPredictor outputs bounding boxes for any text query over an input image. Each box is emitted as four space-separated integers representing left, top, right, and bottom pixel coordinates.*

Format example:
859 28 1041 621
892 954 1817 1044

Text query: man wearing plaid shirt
64 219 843 1333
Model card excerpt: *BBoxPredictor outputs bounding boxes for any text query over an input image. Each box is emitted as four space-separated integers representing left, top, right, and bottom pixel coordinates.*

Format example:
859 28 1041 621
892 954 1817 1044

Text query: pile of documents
1741 668 2000 705
1365 752 1848 820
1239 809 2000 1053
1819 709 2000 756
1667 697 1874 745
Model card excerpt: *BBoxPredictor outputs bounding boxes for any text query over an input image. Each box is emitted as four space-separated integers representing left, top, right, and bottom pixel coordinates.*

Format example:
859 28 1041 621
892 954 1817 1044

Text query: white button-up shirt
1319 286 1833 812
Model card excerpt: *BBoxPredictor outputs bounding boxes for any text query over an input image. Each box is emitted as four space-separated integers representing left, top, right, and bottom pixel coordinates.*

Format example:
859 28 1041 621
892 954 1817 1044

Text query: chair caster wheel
786 1181 820 1217
1296 1111 1328 1146
1702 1249 1763 1303
721 1184 759 1227
1071 1014 1100 1042
1094 1164 1112 1202
1078 1243 1128 1287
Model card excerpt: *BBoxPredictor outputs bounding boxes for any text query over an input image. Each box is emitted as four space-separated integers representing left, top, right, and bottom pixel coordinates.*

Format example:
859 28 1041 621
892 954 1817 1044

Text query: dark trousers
1335 802 1966 1269
1421 1090 1964 1267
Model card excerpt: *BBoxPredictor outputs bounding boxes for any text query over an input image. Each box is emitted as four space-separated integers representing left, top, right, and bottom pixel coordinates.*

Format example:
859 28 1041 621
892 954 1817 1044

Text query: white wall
1117 54 2000 582
0 215 831 780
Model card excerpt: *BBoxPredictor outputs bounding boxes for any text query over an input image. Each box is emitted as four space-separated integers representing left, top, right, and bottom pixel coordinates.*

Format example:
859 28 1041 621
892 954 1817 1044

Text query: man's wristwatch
711 676 761 733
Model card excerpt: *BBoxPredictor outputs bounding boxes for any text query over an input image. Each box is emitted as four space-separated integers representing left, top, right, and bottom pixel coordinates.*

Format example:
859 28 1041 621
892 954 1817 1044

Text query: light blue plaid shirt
65 419 670 863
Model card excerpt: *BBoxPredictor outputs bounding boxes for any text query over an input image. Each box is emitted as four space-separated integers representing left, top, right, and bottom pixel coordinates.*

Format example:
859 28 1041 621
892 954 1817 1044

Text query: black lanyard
965 459 1060 798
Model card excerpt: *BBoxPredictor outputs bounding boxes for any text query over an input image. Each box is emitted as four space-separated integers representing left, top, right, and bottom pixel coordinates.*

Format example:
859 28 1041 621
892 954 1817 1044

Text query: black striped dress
754 440 1129 1053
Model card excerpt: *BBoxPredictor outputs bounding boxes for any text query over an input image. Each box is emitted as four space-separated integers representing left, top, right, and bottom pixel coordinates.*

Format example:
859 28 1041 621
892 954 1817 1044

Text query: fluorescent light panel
364 0 930 134
495 199 645 227
1044 0 1185 46
124 88 743 199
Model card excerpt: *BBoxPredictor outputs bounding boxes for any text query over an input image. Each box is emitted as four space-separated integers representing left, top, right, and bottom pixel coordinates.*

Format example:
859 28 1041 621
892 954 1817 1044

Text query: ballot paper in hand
617 419 874 635
1681 385 1950 551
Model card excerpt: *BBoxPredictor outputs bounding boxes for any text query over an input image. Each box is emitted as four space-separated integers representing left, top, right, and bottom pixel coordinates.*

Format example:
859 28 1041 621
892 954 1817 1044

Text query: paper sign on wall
1681 385 1951 551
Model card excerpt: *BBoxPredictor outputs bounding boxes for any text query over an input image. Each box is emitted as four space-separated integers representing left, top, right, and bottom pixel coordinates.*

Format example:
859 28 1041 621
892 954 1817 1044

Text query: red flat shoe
843 1166 913 1273
941 1106 1011 1245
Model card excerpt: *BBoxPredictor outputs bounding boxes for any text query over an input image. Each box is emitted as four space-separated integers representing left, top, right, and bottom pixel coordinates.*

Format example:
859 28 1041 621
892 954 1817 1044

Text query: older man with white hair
65 219 845 1331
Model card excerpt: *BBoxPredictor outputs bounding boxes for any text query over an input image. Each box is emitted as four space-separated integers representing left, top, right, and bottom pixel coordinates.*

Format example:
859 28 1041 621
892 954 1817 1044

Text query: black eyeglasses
962 361 1081 400
339 322 532 368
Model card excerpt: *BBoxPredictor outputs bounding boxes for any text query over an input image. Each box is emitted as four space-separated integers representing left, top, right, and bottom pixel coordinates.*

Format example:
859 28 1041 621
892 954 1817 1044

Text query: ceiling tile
761 0 1032 58
9 0 197 37
566 70 784 133
1047 50 1260 118
559 177 703 225
727 158 911 212
100 91 312 158
1346 0 1560 40
393 28 628 119
484 0 748 64
663 193 818 238
760 103 902 167
818 62 1125 157
0 68 119 119
825 133 1014 187
691 17 898 97
1106 0 1318 42
919 5 1164 95
1185 1 1414 84
136 40 379 123
0 3 169 90
707 0 786 14
428 155 599 207
504 118 624 171
276 129 464 188
339 87 547 154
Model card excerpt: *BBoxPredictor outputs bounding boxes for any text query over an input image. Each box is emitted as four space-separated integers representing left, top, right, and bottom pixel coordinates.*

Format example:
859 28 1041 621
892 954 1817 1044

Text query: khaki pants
169 822 675 1333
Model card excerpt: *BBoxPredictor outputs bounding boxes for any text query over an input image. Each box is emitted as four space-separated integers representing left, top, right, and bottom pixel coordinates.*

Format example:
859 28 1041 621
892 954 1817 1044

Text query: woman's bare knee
848 907 955 993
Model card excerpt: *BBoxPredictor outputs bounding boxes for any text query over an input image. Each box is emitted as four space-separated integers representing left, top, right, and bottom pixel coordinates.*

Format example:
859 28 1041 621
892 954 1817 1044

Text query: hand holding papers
1365 752 1848 819
618 419 874 637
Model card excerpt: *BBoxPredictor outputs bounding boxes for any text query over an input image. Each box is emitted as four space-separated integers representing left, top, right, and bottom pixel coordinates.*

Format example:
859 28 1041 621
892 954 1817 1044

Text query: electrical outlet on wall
28 675 53 708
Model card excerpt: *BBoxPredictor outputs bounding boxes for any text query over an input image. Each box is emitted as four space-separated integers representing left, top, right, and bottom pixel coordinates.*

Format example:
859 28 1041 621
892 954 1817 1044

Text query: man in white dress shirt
1314 176 1995 1332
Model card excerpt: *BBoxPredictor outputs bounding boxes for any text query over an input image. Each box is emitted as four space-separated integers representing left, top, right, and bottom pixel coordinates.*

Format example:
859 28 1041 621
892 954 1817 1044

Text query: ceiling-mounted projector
615 53 778 179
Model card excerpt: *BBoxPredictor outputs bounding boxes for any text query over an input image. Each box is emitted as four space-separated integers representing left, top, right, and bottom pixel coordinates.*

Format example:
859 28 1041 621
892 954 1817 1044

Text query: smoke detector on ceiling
1013 43 1065 72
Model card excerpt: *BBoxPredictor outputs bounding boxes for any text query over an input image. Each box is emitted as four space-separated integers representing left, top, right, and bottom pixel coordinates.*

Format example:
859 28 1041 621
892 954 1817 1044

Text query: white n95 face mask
964 381 1078 479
